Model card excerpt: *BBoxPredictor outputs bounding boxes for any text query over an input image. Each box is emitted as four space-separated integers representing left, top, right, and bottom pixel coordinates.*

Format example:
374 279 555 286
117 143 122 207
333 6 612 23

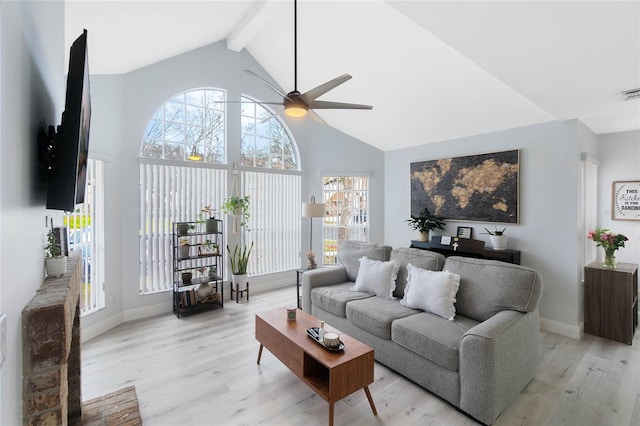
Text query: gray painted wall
0 1 65 423
384 120 586 330
84 41 384 327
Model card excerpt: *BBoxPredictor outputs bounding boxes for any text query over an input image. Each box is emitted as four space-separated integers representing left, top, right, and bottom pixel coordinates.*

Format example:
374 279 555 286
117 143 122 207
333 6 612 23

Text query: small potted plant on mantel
406 207 446 242
483 226 508 250
45 227 67 278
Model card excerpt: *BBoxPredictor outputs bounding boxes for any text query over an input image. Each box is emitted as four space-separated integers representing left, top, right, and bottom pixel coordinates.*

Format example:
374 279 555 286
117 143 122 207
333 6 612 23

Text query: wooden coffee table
255 308 377 426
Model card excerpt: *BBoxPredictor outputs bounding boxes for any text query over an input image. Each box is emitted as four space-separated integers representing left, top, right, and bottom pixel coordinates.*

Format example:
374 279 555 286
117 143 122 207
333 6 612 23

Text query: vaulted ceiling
66 1 640 151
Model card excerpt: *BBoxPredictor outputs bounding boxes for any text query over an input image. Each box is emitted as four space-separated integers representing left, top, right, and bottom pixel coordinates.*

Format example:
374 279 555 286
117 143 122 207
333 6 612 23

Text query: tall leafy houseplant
226 241 254 275
406 207 445 242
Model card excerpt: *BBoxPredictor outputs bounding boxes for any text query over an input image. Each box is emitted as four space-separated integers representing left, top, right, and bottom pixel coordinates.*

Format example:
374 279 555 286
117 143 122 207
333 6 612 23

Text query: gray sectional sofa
301 240 543 424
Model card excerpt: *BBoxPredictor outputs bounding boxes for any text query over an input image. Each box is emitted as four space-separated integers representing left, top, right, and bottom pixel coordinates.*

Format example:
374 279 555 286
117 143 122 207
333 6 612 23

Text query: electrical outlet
0 314 6 369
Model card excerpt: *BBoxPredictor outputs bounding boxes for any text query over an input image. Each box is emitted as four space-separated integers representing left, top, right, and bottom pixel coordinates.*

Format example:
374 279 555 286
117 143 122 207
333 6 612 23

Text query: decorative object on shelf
406 207 446 242
200 205 218 233
410 150 519 223
611 181 640 220
181 272 193 284
302 195 325 253
227 241 254 291
306 251 317 270
457 226 473 239
587 227 629 268
196 281 214 300
483 227 508 251
178 238 190 259
198 239 218 256
208 265 217 279
44 220 67 278
176 223 190 236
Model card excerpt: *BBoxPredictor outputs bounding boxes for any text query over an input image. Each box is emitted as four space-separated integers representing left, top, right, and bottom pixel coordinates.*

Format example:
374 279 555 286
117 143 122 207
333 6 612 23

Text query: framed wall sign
457 226 473 239
612 181 640 220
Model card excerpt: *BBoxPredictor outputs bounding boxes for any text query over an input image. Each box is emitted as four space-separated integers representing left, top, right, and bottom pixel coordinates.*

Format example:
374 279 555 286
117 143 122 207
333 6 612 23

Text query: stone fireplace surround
22 251 82 425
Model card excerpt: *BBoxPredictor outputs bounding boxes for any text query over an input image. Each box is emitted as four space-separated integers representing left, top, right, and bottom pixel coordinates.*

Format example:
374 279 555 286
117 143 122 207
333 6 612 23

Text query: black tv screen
46 30 91 211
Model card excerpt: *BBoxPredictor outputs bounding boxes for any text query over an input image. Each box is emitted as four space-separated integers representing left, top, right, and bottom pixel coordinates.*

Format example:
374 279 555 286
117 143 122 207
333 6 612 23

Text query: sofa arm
459 310 540 424
301 266 348 313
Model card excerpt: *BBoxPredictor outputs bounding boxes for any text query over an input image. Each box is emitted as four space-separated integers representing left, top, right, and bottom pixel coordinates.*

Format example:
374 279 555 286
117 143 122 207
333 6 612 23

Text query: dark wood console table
411 237 521 264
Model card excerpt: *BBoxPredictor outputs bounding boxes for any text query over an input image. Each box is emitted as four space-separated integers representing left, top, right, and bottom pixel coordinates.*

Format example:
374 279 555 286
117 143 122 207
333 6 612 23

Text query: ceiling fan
245 0 372 120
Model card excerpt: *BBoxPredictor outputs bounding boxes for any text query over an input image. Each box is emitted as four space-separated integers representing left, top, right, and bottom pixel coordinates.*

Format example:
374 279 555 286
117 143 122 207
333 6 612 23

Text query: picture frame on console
457 226 473 239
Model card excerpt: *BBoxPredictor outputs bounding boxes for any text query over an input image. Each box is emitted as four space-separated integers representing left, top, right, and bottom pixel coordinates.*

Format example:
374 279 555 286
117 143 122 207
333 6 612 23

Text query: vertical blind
66 158 105 315
582 155 599 270
244 169 301 275
139 161 226 294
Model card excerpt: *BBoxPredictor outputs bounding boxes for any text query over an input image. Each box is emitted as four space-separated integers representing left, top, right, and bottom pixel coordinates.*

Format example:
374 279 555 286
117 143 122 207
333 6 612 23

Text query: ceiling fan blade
308 110 328 126
300 74 352 104
308 100 373 110
244 70 292 101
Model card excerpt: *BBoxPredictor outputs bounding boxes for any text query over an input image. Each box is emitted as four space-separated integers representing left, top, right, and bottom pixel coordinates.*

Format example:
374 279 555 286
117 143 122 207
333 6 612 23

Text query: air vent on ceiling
621 88 640 101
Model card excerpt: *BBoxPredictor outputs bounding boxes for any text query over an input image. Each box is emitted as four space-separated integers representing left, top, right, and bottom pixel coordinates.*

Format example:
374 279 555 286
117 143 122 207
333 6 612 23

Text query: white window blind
243 169 301 275
66 159 105 315
582 154 599 269
139 161 226 294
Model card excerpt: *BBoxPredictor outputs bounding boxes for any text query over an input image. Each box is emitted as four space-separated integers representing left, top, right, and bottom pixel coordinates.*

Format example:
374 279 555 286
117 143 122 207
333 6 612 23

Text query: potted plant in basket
227 241 254 291
406 207 446 242
45 227 67 278
483 226 508 250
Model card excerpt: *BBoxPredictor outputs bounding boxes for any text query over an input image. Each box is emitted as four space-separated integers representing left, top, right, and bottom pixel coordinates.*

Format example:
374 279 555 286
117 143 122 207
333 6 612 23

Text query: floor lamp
302 196 325 254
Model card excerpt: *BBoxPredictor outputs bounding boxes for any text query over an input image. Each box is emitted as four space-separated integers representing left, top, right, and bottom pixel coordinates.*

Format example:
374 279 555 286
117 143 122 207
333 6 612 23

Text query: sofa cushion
346 297 418 339
401 264 460 320
390 248 446 298
311 283 374 317
444 256 543 322
351 257 399 299
392 312 479 371
338 240 392 282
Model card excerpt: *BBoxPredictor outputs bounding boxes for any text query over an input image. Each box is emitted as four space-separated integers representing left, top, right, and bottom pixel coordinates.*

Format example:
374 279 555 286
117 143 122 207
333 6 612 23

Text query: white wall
0 1 65 423
597 130 640 265
384 120 585 336
83 41 385 330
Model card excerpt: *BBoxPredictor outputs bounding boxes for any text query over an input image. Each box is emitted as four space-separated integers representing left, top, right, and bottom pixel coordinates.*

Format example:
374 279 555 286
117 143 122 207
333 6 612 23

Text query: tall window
66 159 105 315
240 97 301 276
139 88 227 294
139 89 300 293
322 175 370 265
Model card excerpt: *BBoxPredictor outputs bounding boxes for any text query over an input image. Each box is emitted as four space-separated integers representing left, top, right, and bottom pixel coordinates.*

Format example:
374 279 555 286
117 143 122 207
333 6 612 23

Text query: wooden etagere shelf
172 220 224 318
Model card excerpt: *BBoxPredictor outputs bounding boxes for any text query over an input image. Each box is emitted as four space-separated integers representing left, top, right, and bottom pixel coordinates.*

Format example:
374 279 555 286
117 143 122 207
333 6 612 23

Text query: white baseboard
540 317 583 340
81 312 123 343
80 270 305 341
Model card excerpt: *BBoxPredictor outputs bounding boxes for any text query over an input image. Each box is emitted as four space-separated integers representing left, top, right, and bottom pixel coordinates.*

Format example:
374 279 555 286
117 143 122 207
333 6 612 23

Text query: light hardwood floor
81 286 640 426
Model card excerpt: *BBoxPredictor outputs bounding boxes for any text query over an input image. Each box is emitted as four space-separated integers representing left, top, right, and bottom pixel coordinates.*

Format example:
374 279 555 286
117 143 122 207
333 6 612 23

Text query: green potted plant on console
406 207 446 242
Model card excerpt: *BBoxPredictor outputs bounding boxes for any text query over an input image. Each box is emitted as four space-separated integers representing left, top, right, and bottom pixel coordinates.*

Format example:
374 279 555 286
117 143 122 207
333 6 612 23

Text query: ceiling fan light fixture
284 103 308 118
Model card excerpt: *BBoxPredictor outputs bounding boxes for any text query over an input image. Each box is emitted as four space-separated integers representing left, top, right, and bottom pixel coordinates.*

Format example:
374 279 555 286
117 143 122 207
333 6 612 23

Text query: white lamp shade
302 202 325 218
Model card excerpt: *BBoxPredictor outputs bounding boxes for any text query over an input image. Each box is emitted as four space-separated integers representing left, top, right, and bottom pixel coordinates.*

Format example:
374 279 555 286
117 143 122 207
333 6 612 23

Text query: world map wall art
410 149 519 223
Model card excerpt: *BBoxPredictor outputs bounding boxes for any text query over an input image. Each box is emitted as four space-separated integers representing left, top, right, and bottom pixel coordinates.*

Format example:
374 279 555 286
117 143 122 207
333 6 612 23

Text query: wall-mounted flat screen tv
46 29 91 211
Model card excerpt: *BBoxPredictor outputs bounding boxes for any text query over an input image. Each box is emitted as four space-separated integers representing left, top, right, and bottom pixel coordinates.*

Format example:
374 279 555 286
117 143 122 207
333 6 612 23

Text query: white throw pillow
351 257 399 299
401 263 460 320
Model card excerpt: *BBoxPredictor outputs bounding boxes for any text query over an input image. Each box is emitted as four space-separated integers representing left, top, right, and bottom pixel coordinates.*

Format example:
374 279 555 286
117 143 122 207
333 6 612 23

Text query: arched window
141 88 226 163
240 96 298 170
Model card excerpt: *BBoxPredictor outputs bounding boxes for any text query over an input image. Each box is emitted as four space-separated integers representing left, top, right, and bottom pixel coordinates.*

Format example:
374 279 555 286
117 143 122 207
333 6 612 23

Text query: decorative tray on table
306 327 345 351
